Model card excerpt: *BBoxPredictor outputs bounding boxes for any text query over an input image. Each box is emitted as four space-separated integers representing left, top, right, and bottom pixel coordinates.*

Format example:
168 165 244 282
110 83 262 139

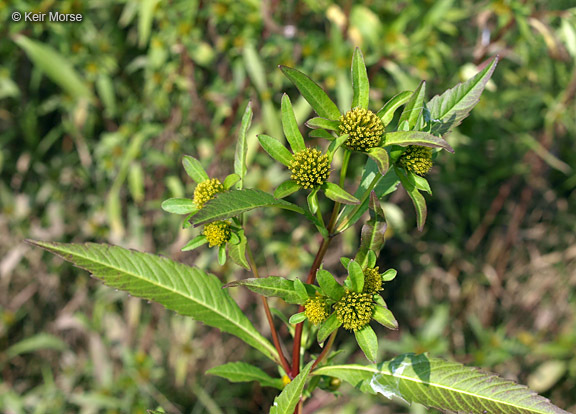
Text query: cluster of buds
289 148 331 189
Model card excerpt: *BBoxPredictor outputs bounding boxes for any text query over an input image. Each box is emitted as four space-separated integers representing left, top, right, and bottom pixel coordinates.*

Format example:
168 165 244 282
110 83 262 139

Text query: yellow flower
304 295 329 325
193 178 224 209
338 108 384 151
203 221 231 247
398 146 433 176
289 148 330 189
363 266 382 294
334 290 374 331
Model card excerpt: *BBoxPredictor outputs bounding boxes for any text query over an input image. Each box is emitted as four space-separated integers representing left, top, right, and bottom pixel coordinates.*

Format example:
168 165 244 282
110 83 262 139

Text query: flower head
202 221 231 247
289 148 331 189
398 146 433 176
305 295 329 325
338 108 384 152
334 290 374 331
193 178 224 209
363 267 382 294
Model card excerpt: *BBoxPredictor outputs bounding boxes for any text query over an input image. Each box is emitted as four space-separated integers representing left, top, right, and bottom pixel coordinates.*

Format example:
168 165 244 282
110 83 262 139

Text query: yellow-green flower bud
304 295 329 325
203 221 231 247
363 266 382 294
289 148 330 189
398 146 433 176
193 178 224 209
334 290 374 331
338 108 384 151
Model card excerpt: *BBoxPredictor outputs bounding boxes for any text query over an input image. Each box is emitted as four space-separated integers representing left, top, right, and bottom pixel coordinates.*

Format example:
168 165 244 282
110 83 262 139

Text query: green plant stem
246 246 292 376
311 329 338 371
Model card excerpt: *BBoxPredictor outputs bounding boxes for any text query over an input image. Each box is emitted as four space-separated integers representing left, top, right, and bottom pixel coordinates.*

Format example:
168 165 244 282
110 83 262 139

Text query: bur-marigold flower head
193 178 224 209
363 266 382 294
338 108 384 152
334 290 374 331
203 221 231 247
304 295 329 325
289 148 330 189
399 146 433 176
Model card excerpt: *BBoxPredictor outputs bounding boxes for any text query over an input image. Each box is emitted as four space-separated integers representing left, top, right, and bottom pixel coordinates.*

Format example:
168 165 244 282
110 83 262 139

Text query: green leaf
377 91 412 126
340 257 351 269
191 189 306 226
223 174 241 190
327 135 350 161
228 230 250 269
270 362 313 414
309 129 335 140
358 221 387 265
183 155 209 184
289 312 307 324
383 131 454 153
351 47 370 109
322 182 360 205
244 43 268 93
398 81 426 130
367 147 389 175
306 117 340 131
373 305 398 330
317 313 341 344
207 362 283 390
427 57 498 137
13 35 92 100
138 0 158 47
280 66 341 120
346 260 364 293
217 244 226 265
182 235 208 252
6 333 67 359
316 269 345 301
281 94 306 153
161 198 197 215
293 279 309 303
354 325 378 362
307 189 319 214
413 174 432 194
225 277 301 304
396 168 427 231
258 134 293 166
234 102 253 189
274 180 300 199
314 353 569 414
381 268 397 281
28 241 278 362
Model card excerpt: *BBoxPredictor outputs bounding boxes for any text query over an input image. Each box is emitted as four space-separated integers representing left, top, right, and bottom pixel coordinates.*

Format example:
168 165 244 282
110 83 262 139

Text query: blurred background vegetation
1 0 575 413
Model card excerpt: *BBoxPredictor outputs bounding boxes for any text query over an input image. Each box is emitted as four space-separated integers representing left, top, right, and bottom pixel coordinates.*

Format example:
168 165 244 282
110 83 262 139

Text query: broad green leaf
317 312 341 344
398 81 426 130
340 257 352 269
191 189 306 226
322 182 360 205
383 131 454 153
234 102 253 189
289 312 307 324
427 57 498 136
183 155 209 184
293 279 310 303
181 235 207 252
207 362 283 390
367 147 389 176
309 129 335 140
274 180 300 199
316 269 345 301
281 94 306 153
346 260 364 293
354 325 378 362
217 245 226 265
223 174 241 190
373 305 398 330
280 66 341 120
228 230 250 269
14 35 92 100
28 241 277 362
306 117 340 131
396 168 427 231
382 268 397 281
377 91 412 126
269 362 313 414
307 189 319 214
6 333 67 359
161 198 197 215
225 277 302 304
314 353 569 414
258 134 293 166
358 221 387 265
351 47 370 109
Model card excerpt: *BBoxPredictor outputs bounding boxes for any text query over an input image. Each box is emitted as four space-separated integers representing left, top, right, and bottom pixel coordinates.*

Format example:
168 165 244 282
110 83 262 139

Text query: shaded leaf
228 230 250 269
225 277 302 304
383 131 454 153
396 168 427 231
317 313 342 344
377 91 412 126
367 147 389 175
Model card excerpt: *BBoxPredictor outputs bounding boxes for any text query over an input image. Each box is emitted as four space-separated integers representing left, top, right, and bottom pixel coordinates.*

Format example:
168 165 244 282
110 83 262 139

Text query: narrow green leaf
258 134 293 166
183 155 209 184
309 129 335 140
373 305 398 330
413 174 432 194
243 43 268 93
228 230 250 269
306 117 340 131
207 362 283 390
327 135 349 161
280 66 341 120
293 279 309 303
323 182 360 205
317 313 341 344
274 180 300 199
398 81 426 130
217 245 226 265
359 221 387 261
289 312 307 324
138 0 158 46
381 268 397 281
27 241 278 362
396 168 427 231
225 277 301 304
281 94 305 153
355 325 378 362
6 333 67 359
367 147 389 176
377 91 412 126
191 189 305 226
234 102 253 189
270 362 313 414
307 190 319 214
351 47 370 109
314 353 569 414
346 261 364 293
316 270 345 302
161 198 197 215
182 235 207 252
427 57 498 136
223 174 241 190
383 131 454 153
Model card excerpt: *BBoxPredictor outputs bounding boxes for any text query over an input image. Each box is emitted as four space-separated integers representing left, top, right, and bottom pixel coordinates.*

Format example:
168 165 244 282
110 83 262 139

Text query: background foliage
1 0 575 413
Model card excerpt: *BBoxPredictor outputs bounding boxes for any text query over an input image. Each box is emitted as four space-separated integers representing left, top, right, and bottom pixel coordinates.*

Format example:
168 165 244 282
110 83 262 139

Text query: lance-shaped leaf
367 147 389 175
306 117 340 131
309 129 335 140
27 241 278 362
225 277 302 304
373 305 398 330
228 230 249 269
357 193 388 266
274 180 300 199
161 198 197 215
293 279 311 303
281 94 306 153
182 235 208 252
377 91 412 126
383 131 454 153
351 47 370 109
316 269 345 301
289 312 307 324
313 353 569 414
270 362 313 414
427 57 498 137
234 102 253 189
183 155 209 184
223 174 241 190
398 81 426 130
396 168 427 231
317 312 341 344
355 325 378 362
345 260 364 293
207 362 284 390
279 66 341 120
323 182 360 205
258 134 293 166
191 189 305 226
